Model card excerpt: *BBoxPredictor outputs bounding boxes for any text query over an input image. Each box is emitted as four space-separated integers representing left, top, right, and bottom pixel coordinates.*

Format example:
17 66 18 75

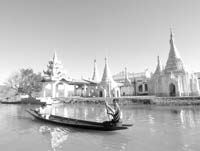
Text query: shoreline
62 96 200 106
1 96 200 106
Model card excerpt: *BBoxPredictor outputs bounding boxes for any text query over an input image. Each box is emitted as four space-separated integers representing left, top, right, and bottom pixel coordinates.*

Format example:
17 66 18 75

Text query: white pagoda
148 31 200 96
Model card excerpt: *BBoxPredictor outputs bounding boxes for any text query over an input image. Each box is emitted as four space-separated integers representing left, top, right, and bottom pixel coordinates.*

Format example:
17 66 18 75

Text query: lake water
1 103 200 151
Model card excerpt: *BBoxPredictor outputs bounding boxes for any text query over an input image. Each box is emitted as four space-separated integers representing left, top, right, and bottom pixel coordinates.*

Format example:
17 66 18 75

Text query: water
1 104 200 151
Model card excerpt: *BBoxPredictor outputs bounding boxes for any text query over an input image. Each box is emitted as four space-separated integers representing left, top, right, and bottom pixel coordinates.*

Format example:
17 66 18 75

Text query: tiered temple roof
43 51 66 81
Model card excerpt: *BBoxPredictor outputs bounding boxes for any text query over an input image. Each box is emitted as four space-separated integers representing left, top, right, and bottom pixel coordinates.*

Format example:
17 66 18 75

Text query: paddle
105 98 111 121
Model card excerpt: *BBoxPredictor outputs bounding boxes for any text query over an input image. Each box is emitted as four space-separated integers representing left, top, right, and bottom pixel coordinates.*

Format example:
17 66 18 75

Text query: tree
6 68 43 97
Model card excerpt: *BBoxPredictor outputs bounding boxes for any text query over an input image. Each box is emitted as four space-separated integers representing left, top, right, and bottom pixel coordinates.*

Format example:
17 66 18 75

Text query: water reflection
148 114 155 125
179 109 200 128
39 126 69 151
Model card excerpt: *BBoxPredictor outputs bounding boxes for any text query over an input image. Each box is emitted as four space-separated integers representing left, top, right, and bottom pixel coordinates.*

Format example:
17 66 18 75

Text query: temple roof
91 59 100 82
164 31 185 73
83 79 98 85
69 79 90 85
101 57 118 88
154 56 163 74
41 77 71 83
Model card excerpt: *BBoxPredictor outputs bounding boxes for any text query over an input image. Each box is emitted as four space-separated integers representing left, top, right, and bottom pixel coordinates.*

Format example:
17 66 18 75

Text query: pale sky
0 0 200 83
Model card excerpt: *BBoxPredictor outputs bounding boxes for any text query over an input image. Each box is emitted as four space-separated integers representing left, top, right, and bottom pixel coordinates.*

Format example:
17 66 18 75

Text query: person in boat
36 104 52 119
36 104 46 118
45 104 52 119
104 99 122 127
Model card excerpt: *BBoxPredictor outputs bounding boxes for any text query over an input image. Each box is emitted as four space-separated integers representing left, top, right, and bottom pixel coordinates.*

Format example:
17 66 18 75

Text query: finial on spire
125 67 128 77
170 27 174 39
157 56 160 64
104 57 107 64
53 51 58 62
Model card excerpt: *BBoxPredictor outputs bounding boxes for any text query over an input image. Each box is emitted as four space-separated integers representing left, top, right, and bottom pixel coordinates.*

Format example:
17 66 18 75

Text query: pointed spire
53 51 58 63
169 29 182 59
101 57 112 82
92 59 99 82
104 56 107 66
165 30 184 73
44 51 65 80
154 56 162 74
101 57 117 88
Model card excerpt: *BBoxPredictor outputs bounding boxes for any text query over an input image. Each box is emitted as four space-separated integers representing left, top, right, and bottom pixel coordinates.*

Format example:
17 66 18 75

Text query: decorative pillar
64 84 68 97
43 83 46 98
107 82 111 97
83 85 87 97
142 83 145 93
103 89 107 98
52 83 56 98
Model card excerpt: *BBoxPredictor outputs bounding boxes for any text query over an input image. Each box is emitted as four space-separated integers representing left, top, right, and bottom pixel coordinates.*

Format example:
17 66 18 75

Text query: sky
0 0 200 83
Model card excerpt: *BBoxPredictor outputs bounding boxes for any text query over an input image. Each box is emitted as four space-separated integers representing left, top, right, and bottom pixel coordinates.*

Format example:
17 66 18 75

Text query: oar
105 98 111 121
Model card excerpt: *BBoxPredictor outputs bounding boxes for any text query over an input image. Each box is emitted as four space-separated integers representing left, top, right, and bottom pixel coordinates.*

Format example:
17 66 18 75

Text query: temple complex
148 31 200 96
41 54 121 98
40 31 200 98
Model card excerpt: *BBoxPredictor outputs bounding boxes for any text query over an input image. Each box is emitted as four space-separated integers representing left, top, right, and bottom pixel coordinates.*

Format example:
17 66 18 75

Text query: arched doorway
169 83 176 96
55 83 65 97
145 84 148 91
99 91 103 97
138 85 143 92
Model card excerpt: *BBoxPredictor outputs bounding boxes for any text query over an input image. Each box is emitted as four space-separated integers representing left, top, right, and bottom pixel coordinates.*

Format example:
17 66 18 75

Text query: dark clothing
112 108 120 123
103 121 122 128
103 108 121 127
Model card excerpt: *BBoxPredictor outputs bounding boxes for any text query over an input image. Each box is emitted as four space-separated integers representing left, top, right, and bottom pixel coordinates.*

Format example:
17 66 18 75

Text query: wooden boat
0 100 46 105
0 100 22 104
27 109 133 131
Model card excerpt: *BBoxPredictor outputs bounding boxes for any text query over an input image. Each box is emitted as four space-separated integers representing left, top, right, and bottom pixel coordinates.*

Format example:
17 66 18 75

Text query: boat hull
27 109 132 131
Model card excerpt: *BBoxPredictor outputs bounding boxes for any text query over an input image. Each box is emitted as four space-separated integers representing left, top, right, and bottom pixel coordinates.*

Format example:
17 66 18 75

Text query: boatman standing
104 99 122 127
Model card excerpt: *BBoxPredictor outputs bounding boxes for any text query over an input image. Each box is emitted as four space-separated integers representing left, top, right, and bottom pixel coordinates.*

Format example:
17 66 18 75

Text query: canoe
0 100 46 105
0 101 22 104
27 109 133 131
